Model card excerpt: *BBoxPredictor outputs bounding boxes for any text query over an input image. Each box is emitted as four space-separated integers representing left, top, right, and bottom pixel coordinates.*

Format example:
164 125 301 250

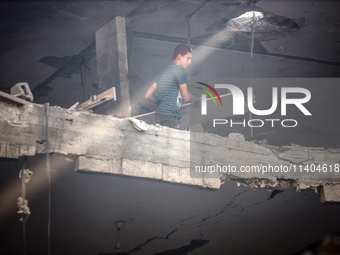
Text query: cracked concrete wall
1 100 340 197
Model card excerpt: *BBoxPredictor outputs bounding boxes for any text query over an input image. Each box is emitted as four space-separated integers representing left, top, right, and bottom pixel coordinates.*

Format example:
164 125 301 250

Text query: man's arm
145 82 158 104
179 83 199 103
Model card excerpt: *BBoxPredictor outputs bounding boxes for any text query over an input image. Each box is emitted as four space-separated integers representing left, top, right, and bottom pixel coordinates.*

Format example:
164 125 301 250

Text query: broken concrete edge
73 155 340 193
192 130 340 167
1 100 339 162
74 155 221 190
2 143 340 199
0 100 188 138
52 102 192 142
4 101 339 157
229 177 320 191
0 143 36 159
319 184 340 203
261 143 340 162
223 176 340 203
1 100 340 201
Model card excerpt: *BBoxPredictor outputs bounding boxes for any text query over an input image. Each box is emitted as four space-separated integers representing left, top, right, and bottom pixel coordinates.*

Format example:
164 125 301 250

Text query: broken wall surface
1 100 339 193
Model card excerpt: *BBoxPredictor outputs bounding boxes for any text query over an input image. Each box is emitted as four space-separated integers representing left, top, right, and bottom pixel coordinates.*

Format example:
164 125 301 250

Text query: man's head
173 44 193 69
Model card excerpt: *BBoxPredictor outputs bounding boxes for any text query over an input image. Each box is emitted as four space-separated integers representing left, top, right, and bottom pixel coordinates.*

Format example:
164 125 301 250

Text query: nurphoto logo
197 82 312 128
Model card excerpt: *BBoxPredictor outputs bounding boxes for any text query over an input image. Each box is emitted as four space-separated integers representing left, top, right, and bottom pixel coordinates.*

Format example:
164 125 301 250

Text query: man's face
178 52 192 69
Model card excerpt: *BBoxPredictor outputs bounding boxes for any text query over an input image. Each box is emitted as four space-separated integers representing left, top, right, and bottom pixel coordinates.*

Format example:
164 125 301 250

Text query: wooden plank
76 87 116 110
68 102 79 110
0 91 32 105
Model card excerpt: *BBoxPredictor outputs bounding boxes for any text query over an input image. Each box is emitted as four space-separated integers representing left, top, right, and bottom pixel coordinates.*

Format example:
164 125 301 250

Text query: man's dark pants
155 114 181 129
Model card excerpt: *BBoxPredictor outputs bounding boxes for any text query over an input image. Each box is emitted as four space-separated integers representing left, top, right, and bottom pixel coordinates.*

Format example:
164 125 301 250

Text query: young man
145 43 199 129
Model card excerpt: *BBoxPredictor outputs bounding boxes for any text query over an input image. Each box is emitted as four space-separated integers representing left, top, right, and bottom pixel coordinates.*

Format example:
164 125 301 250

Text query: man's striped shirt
156 63 187 118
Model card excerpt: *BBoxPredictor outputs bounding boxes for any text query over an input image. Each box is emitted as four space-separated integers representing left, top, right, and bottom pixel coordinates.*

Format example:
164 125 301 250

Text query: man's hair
172 44 193 60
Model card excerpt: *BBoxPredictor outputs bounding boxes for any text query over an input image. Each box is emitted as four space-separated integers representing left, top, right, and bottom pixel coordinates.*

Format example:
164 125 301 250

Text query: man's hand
179 83 200 105
145 83 158 104
195 96 201 106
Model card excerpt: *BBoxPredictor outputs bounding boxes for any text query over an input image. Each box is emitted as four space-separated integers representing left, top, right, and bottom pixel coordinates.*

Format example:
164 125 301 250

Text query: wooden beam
0 91 32 105
76 87 116 111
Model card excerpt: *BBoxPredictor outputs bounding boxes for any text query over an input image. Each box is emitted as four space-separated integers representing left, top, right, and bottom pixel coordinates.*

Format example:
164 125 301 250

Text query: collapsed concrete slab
0 100 339 200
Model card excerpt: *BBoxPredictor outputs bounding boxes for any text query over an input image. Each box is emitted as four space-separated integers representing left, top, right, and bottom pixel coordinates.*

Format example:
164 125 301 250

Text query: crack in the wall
198 189 250 238
128 228 178 253
128 189 251 253
192 188 286 238
195 189 290 239
128 187 285 253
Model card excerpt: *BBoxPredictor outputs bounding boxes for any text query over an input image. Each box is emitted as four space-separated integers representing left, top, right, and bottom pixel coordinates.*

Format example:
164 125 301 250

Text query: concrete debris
230 178 297 190
228 132 245 141
0 100 340 201
10 82 34 102
320 184 340 203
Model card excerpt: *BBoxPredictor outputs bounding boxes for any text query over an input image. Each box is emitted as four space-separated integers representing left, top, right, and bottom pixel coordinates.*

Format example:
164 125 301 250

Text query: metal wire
21 157 27 255
251 11 256 58
45 103 51 255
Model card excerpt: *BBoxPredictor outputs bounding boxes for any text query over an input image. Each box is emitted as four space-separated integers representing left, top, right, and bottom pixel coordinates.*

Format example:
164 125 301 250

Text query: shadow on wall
97 239 209 255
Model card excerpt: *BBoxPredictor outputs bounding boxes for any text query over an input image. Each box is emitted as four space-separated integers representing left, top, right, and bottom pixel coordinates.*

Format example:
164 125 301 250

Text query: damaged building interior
0 1 340 255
